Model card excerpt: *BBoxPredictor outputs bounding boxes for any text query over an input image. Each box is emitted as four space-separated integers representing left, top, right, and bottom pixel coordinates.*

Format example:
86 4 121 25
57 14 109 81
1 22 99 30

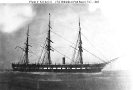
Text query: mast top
79 17 81 33
27 25 29 36
79 17 80 27
49 13 50 22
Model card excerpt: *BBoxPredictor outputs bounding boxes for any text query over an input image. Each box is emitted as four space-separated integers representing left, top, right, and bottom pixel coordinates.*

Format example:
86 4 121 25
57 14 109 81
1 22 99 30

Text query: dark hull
12 63 107 73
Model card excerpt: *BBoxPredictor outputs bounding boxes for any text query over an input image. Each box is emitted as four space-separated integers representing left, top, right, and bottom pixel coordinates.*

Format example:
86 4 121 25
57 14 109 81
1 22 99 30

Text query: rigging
50 29 106 62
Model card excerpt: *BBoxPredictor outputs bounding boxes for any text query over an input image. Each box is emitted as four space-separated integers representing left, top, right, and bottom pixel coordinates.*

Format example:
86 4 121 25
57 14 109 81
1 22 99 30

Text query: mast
47 13 52 64
78 18 83 64
25 25 30 64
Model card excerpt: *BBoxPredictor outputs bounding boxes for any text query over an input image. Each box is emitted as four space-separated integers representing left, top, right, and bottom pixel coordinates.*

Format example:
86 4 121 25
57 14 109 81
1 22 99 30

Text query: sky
0 0 133 71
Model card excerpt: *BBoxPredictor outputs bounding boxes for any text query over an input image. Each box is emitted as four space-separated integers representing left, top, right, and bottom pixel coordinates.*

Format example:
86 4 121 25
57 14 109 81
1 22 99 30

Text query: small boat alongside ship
12 13 118 73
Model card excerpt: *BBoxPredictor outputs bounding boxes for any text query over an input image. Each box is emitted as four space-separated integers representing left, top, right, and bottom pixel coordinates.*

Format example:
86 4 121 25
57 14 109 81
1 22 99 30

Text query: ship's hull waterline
12 63 107 73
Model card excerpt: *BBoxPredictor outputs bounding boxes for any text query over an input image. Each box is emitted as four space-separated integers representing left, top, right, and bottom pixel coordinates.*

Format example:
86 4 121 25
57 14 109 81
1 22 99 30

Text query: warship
12 14 118 72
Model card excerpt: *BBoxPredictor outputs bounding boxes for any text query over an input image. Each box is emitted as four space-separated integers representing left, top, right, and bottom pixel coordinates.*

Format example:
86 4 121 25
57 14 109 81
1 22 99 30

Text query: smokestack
62 57 65 64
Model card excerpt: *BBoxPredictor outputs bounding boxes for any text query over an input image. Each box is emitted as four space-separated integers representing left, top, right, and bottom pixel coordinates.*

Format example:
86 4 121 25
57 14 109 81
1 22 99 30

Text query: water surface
0 70 131 90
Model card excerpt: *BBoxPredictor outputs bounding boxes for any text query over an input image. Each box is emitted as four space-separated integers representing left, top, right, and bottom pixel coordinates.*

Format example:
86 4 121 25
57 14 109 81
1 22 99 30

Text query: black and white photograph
0 0 133 90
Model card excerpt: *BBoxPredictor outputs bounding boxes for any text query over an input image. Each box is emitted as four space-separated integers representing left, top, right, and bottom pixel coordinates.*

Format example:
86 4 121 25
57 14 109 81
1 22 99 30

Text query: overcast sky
0 0 133 71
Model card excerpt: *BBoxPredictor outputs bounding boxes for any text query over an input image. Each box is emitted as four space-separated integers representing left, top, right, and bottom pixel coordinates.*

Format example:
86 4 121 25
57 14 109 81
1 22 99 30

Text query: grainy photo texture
0 2 132 90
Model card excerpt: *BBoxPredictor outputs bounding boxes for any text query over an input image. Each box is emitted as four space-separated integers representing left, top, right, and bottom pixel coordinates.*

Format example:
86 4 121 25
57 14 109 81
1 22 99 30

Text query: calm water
0 70 132 90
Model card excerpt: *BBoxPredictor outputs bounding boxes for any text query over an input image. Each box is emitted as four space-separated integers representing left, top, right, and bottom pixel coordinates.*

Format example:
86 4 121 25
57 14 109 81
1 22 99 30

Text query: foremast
72 18 83 64
78 18 83 64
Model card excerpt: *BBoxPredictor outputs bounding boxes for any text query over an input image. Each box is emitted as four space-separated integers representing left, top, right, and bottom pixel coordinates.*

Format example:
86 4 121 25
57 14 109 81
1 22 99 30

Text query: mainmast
47 13 52 64
78 18 83 64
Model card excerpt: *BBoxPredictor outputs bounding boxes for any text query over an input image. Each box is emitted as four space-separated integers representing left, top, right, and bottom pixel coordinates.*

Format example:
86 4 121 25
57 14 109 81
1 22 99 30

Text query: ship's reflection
0 71 131 90
8 72 88 90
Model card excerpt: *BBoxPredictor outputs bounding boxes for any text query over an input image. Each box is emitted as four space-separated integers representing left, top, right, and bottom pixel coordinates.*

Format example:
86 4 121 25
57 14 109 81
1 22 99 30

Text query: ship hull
12 63 107 73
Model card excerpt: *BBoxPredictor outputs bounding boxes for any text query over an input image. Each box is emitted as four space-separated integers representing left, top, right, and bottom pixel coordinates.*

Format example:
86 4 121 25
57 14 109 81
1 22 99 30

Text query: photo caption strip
29 0 99 4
